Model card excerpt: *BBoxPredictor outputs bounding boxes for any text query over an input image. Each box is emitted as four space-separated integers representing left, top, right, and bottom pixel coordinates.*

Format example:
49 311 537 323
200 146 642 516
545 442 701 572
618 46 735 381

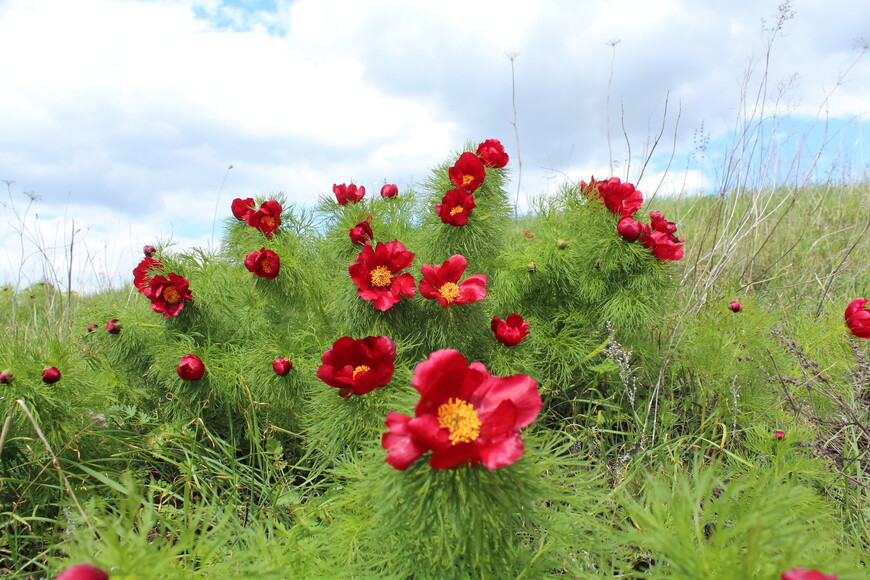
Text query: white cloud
0 0 867 291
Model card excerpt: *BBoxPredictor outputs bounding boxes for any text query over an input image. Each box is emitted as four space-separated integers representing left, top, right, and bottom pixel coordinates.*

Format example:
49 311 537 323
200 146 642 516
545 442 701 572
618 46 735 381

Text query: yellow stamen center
352 365 371 380
461 174 474 186
370 265 392 287
261 259 274 274
163 286 181 304
439 282 461 304
437 398 481 444
449 205 464 216
261 216 276 228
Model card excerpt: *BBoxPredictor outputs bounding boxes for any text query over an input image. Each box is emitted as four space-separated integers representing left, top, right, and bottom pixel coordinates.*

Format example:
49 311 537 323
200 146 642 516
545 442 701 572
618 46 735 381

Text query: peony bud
844 297 870 339
56 563 109 580
42 367 61 384
556 238 568 250
616 215 644 242
177 354 205 381
526 262 537 273
380 184 398 198
729 301 742 313
106 319 121 334
272 357 293 376
143 245 156 257
774 430 785 440
86 323 98 333
0 369 13 384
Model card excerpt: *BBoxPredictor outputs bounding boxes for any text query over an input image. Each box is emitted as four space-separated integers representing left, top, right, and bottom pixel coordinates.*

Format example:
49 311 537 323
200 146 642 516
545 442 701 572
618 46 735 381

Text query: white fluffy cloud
0 0 867 292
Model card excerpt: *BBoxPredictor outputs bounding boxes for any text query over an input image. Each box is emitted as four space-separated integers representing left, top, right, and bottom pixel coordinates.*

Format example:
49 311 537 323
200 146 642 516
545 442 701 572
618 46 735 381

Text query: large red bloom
133 256 163 293
244 247 281 279
435 188 476 226
246 200 282 238
231 197 256 221
581 177 643 217
640 210 684 261
419 254 487 308
491 314 530 346
348 240 416 311
333 183 366 205
382 349 542 470
448 152 486 193
476 138 509 168
845 298 870 339
143 272 192 318
316 335 397 397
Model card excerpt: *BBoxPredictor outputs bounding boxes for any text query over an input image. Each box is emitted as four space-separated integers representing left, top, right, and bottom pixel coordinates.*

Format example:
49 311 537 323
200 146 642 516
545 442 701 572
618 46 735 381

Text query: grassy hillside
1 163 868 578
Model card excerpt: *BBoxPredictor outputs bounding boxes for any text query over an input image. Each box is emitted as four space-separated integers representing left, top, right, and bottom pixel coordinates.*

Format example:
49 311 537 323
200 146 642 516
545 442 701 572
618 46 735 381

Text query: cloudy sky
1 0 868 293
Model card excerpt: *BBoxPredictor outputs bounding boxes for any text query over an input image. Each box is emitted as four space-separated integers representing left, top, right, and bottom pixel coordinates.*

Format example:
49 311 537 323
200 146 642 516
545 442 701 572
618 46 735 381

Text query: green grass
1 175 868 579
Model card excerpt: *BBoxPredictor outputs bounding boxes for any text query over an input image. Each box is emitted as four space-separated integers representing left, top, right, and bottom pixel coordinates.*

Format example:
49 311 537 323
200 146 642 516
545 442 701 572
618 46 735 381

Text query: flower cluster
582 177 685 261
437 138 509 227
133 251 192 318
232 198 282 238
382 349 541 470
845 298 870 339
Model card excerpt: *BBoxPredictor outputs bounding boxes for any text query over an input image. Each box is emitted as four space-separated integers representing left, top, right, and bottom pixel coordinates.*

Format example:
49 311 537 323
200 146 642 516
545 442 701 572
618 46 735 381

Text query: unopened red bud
143 245 156 257
42 366 61 384
106 319 121 334
87 323 98 332
380 184 398 198
272 357 293 376
774 430 785 440
730 301 742 313
0 369 13 384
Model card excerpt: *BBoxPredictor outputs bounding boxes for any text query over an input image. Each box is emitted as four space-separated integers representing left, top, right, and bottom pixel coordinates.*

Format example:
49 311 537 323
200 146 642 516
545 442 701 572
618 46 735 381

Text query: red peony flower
177 354 205 381
581 177 643 217
0 369 13 384
133 256 163 293
349 217 374 246
435 188 476 226
774 429 785 440
380 183 398 198
730 301 742 313
333 183 366 205
106 319 121 334
448 152 486 192
475 138 509 168
231 197 256 221
491 314 530 346
845 298 870 339
382 349 542 470
42 366 61 384
143 272 192 318
348 240 416 311
272 357 293 376
640 211 684 261
616 215 647 242
86 323 98 333
316 335 397 397
56 564 109 580
781 569 838 580
246 200 282 238
244 247 281 279
419 254 487 308
143 244 156 257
